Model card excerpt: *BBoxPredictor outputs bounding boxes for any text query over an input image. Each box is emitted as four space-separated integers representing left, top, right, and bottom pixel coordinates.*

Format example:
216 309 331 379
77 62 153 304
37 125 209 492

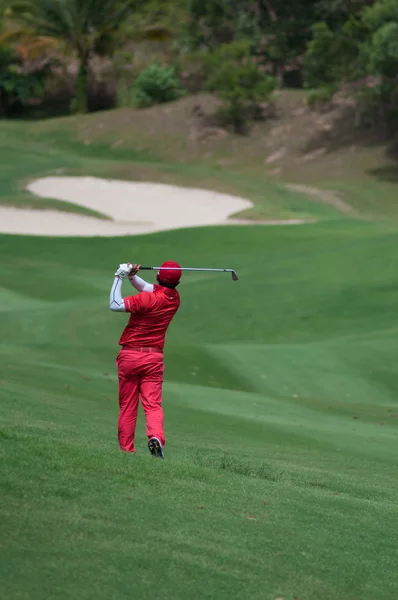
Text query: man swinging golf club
109 261 182 459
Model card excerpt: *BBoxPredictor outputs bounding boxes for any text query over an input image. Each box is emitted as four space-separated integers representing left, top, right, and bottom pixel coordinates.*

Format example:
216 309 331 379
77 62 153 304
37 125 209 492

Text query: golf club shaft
140 267 232 274
139 266 239 280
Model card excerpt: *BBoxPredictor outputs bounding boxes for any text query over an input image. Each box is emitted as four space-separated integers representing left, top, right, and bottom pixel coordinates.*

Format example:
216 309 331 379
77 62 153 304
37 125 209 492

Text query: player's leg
116 351 140 453
139 353 165 458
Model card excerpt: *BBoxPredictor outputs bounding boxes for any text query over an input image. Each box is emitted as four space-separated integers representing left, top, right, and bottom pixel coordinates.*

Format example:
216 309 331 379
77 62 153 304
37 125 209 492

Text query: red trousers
116 349 165 453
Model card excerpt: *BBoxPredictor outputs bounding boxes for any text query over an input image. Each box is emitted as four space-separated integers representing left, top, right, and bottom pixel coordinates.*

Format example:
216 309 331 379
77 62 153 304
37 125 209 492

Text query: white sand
0 176 311 237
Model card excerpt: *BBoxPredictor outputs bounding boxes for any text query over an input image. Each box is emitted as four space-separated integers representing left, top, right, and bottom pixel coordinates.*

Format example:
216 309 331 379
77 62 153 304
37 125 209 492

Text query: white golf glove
115 263 132 279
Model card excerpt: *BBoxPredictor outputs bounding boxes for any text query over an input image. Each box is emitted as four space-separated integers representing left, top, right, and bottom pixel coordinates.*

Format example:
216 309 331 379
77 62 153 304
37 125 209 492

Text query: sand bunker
0 176 311 237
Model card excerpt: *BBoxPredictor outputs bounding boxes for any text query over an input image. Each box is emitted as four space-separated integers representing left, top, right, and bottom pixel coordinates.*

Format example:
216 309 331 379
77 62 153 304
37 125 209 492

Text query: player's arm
109 263 132 312
127 263 154 293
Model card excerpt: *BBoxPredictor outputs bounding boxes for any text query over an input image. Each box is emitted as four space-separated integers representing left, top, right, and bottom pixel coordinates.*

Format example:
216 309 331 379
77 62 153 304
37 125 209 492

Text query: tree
362 0 398 27
316 0 377 22
0 0 50 116
205 40 276 133
7 0 136 113
303 18 368 89
303 0 398 133
362 0 398 130
369 21 398 79
184 0 322 85
185 0 238 49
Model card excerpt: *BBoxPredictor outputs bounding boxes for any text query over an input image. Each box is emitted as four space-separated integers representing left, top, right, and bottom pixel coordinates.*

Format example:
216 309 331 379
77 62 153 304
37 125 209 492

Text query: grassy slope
0 120 340 223
21 91 398 221
2 89 397 224
1 92 398 599
1 223 398 600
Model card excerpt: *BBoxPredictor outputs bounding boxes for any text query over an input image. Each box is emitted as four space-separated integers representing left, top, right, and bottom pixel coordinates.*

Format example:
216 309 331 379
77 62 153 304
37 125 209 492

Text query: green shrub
131 64 186 108
0 47 52 117
303 22 342 89
303 20 367 90
306 86 337 108
363 0 398 30
204 41 276 133
368 22 398 79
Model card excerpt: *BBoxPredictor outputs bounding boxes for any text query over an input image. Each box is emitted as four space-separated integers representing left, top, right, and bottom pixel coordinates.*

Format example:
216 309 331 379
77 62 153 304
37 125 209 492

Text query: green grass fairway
1 222 398 600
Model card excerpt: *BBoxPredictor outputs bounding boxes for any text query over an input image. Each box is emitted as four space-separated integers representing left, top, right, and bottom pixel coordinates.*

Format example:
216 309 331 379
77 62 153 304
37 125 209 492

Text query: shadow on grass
367 165 398 183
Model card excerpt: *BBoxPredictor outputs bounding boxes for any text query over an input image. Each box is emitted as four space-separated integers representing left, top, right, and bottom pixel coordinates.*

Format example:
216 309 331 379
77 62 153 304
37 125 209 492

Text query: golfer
109 261 181 459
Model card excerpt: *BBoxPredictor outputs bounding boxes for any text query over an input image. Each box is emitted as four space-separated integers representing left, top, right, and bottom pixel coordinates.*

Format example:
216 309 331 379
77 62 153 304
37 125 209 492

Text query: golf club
139 266 239 281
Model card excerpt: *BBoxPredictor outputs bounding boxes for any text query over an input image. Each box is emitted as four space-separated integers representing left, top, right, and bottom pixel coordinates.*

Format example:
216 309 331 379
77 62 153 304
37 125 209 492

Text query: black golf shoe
148 437 164 459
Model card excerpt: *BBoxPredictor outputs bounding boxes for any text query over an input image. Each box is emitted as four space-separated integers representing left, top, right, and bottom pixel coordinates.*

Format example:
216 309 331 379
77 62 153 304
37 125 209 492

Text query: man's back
119 284 180 349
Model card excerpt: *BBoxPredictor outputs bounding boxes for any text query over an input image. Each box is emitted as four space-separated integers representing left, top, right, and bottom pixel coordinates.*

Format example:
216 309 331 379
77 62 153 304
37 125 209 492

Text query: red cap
158 261 182 285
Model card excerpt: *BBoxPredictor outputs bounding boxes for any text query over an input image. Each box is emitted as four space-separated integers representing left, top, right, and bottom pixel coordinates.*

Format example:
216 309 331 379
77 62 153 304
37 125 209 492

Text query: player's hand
115 263 132 279
128 263 141 277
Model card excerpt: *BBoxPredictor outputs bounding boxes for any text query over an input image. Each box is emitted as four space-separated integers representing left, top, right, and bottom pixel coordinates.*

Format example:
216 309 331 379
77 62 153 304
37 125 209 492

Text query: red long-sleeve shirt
119 284 180 349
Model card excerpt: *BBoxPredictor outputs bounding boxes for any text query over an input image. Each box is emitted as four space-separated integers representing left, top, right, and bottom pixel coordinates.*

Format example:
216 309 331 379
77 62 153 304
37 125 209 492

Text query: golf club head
231 271 239 281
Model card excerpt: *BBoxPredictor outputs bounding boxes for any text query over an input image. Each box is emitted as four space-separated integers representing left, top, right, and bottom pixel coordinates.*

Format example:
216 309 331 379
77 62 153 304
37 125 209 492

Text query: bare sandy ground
0 176 311 237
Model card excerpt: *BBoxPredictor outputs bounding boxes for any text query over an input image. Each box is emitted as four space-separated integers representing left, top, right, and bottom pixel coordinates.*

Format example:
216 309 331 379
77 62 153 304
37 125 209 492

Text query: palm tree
7 0 137 113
